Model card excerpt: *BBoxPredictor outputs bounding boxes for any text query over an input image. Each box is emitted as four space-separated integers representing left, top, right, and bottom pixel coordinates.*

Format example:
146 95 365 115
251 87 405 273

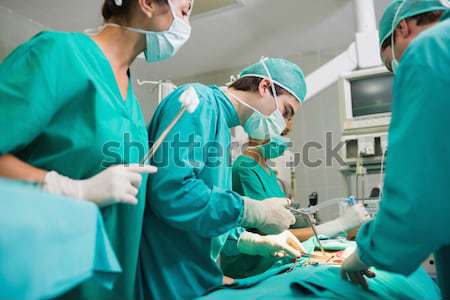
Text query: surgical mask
390 0 405 75
228 59 286 140
104 0 192 63
391 53 400 74
144 8 191 63
228 91 286 140
255 136 290 159
390 33 400 74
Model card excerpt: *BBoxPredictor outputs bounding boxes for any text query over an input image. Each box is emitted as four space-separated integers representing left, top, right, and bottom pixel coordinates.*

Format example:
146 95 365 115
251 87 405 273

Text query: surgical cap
379 0 448 48
239 58 307 103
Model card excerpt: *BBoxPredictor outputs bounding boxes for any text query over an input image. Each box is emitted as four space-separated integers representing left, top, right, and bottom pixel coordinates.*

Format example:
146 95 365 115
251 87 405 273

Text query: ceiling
191 0 243 18
1 0 391 81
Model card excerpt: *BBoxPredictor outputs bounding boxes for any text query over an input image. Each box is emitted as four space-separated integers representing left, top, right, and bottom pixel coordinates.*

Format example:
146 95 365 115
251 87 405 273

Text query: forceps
289 207 326 254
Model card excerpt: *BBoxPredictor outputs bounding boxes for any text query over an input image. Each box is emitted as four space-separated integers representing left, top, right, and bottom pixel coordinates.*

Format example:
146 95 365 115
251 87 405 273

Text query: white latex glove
238 231 307 258
341 249 376 290
241 197 296 235
43 164 157 206
316 204 370 237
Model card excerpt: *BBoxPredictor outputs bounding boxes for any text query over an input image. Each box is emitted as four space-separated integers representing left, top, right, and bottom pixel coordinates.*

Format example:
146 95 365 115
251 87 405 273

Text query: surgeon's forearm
291 225 361 242
290 228 314 241
0 154 47 183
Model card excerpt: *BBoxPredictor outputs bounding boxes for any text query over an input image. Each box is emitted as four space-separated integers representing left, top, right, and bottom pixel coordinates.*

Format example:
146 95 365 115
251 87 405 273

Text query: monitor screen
350 74 393 117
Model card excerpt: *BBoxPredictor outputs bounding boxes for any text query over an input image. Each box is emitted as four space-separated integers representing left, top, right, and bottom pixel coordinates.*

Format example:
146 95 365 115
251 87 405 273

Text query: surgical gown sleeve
223 160 266 255
223 166 266 255
0 33 64 154
357 32 450 275
148 85 244 238
224 158 285 256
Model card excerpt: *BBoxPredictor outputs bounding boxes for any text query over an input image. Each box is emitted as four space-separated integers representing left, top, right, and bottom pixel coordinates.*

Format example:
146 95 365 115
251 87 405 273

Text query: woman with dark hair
0 0 193 299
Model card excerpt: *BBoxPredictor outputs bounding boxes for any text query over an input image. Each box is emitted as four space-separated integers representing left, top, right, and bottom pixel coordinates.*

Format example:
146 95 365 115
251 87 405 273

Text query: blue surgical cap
239 58 307 103
379 0 448 48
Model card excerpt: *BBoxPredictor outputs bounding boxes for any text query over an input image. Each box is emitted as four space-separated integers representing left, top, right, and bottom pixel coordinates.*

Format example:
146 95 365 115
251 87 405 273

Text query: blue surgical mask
390 1 405 75
256 135 291 159
390 31 400 74
144 13 191 63
228 58 286 140
228 91 286 140
391 57 400 74
104 0 192 64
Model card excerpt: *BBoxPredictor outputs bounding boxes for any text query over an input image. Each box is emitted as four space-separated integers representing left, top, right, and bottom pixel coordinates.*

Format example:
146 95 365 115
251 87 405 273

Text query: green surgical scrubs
137 84 244 300
357 17 450 299
221 155 286 279
232 155 286 200
0 31 148 300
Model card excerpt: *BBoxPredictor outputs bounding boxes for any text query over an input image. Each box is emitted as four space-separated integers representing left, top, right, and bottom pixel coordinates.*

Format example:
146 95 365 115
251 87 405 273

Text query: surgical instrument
140 86 200 164
289 207 326 254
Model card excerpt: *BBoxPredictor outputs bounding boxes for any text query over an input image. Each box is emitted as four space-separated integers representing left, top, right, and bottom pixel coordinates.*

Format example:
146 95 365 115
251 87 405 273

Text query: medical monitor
339 67 393 133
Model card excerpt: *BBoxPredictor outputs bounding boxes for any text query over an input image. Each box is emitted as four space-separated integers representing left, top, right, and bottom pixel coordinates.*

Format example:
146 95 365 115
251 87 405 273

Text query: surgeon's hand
241 197 296 235
341 250 376 290
317 204 370 237
238 231 306 258
43 164 157 206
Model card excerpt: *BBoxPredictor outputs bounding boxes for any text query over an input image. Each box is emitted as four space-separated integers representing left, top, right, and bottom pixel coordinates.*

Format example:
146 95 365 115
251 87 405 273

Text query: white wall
288 49 351 221
129 71 163 125
0 7 46 60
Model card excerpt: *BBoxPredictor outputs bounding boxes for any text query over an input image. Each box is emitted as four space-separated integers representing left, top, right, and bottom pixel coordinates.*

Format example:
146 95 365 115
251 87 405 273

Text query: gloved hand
241 197 296 235
316 204 370 237
341 249 376 290
43 164 157 207
237 231 306 258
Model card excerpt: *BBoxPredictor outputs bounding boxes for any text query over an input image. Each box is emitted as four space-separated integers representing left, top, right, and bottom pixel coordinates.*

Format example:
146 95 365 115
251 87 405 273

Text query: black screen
351 74 393 117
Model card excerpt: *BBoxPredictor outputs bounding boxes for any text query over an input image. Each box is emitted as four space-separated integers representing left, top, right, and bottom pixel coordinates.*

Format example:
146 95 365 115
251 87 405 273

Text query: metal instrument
289 207 326 254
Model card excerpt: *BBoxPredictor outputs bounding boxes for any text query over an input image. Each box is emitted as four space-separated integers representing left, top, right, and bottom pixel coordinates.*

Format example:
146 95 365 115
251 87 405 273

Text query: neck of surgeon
245 141 269 171
92 25 146 70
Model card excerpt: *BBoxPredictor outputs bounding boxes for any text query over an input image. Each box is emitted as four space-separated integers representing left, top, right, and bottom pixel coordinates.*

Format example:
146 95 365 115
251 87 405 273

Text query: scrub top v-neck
232 155 286 200
0 31 149 300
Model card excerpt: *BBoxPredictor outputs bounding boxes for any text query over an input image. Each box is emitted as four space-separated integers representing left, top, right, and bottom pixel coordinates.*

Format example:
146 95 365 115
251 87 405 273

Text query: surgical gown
0 31 149 300
356 18 450 299
204 237 441 300
0 179 121 300
232 155 286 200
221 155 286 278
137 84 244 300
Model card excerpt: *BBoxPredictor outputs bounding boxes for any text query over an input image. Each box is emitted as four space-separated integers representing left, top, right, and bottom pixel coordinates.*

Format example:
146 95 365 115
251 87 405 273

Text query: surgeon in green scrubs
0 0 193 299
232 120 295 201
223 120 370 279
138 58 305 300
222 121 300 279
342 1 450 298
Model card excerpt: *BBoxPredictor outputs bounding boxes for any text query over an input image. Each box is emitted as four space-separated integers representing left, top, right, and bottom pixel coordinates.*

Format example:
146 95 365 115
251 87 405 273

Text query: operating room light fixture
304 0 382 101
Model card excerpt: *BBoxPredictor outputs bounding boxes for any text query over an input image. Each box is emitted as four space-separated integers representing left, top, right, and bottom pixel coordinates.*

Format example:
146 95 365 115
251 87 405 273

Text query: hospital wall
0 7 46 60
131 72 161 125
